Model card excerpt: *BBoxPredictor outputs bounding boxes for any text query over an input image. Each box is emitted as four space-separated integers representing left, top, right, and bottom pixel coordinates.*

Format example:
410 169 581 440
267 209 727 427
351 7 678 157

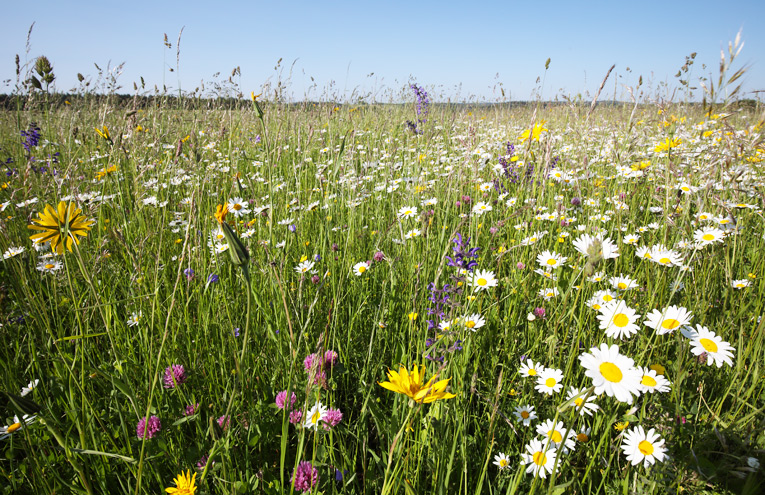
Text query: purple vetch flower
184 268 195 280
323 408 343 428
207 273 219 284
275 390 297 410
163 364 187 388
292 461 320 493
136 416 161 439
233 327 240 337
21 123 41 154
445 233 480 272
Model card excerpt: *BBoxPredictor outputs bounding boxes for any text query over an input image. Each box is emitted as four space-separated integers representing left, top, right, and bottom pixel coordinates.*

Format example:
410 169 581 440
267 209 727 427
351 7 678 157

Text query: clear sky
2 0 763 102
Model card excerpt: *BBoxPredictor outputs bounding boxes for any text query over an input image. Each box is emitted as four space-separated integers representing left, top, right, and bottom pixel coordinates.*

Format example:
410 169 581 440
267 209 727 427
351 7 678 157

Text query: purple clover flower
292 461 320 493
275 390 297 410
163 364 187 388
136 416 161 439
323 408 343 428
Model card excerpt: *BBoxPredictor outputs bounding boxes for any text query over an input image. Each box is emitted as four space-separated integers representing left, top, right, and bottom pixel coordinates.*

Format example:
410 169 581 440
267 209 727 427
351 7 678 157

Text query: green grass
0 92 764 495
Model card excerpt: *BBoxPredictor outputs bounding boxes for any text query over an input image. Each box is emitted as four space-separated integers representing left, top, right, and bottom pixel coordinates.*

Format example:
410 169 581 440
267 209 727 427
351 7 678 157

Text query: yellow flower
28 201 94 254
518 121 548 142
614 421 630 431
379 365 457 404
408 312 418 321
251 91 262 101
95 125 111 142
214 203 229 224
654 137 681 153
165 470 197 495
95 164 118 181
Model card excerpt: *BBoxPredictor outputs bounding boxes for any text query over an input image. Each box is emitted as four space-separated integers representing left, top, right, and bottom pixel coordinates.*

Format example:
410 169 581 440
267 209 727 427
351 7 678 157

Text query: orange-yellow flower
379 365 456 403
28 201 94 254
215 203 229 224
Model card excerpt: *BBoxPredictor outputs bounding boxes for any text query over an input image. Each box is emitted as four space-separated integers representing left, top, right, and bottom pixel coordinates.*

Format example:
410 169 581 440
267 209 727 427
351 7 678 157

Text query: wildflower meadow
1 37 765 495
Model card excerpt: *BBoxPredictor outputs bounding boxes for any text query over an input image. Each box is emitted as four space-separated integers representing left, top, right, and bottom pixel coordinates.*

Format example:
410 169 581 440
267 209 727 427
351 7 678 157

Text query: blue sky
2 0 763 102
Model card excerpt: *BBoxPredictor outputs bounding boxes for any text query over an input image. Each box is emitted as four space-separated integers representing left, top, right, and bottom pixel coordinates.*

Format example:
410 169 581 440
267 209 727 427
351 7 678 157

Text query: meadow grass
0 86 764 495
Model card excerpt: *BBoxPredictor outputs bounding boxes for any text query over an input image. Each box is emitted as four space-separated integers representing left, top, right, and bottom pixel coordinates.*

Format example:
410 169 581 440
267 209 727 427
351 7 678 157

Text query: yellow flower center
547 430 563 443
545 377 557 388
533 452 547 466
311 411 321 424
7 422 21 433
638 440 654 456
702 234 714 241
577 433 589 442
659 257 671 264
641 375 657 387
233 203 242 210
661 318 680 330
574 398 584 407
499 459 508 467
527 368 537 376
593 304 601 310
599 362 623 382
521 411 530 419
617 282 627 289
477 278 487 286
613 313 630 327
603 295 613 302
530 237 537 242
547 259 557 266
358 266 366 273
699 338 718 353
45 263 55 269
405 210 411 215
466 321 475 328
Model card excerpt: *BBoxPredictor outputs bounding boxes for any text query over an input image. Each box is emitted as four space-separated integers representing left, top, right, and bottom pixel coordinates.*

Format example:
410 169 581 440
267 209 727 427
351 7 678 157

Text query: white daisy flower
643 305 692 335
597 300 641 340
535 368 564 395
521 438 558 479
621 426 667 468
578 343 642 404
514 405 537 426
519 359 545 378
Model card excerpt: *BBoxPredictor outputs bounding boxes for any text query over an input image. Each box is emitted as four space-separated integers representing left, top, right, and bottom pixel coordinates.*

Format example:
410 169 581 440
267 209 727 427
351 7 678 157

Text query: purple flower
184 403 199 416
323 408 343 428
233 327 240 337
21 123 41 154
196 454 212 471
311 275 320 284
533 307 546 319
323 350 338 366
373 251 385 262
289 409 303 424
163 364 187 388
207 274 219 284
217 415 230 430
303 353 318 372
275 390 297 410
570 197 581 206
516 262 525 270
136 416 161 439
292 461 320 493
